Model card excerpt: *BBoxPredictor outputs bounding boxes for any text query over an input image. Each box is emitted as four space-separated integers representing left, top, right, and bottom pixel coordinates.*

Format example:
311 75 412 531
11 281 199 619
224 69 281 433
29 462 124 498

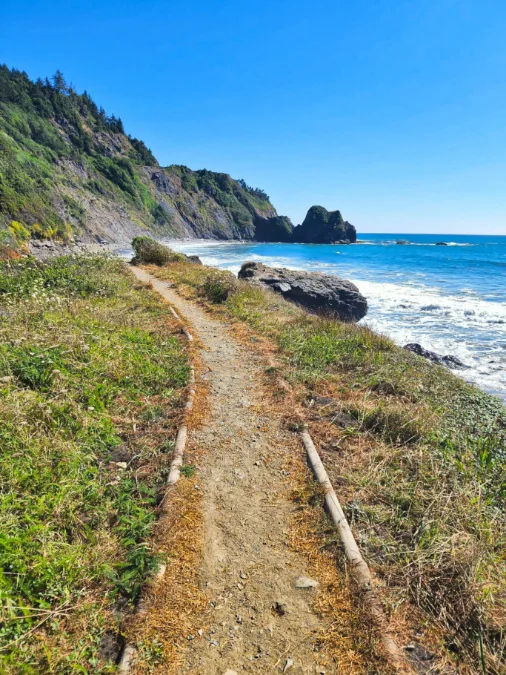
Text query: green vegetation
146 247 506 672
254 215 294 242
131 236 185 266
0 66 158 244
198 268 238 303
168 165 275 237
0 65 279 250
0 254 189 672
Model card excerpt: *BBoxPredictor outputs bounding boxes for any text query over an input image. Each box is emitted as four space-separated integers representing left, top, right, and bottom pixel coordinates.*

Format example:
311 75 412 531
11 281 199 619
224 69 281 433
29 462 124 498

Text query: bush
131 236 183 266
198 269 238 303
93 155 137 197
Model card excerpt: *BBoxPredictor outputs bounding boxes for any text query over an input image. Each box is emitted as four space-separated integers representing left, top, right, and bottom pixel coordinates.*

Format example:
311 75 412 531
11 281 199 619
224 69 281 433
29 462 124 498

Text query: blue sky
2 0 506 234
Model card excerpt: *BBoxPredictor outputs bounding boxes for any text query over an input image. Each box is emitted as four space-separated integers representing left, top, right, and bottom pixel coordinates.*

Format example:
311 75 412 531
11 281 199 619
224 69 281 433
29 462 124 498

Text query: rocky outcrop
403 343 468 369
292 206 357 244
253 206 357 245
150 170 178 197
185 254 203 265
238 261 367 321
255 206 357 244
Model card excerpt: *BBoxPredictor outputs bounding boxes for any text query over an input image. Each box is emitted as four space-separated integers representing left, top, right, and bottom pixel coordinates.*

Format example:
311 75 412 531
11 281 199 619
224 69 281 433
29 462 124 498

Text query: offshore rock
292 206 357 244
238 261 367 322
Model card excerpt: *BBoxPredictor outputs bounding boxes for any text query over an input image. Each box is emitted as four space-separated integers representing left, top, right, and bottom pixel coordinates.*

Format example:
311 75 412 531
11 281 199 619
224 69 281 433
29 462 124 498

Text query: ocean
163 234 506 401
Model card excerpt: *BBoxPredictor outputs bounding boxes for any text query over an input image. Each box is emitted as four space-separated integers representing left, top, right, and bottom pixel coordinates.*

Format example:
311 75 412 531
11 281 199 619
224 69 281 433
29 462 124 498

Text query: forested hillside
0 66 277 248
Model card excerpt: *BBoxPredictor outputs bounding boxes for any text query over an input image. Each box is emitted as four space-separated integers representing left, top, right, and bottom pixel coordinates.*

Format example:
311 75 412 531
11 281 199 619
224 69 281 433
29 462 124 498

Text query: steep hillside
0 66 277 247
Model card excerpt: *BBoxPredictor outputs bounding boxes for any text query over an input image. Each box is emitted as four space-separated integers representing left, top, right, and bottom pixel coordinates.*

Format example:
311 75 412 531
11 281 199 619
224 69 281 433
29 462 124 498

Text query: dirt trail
131 268 335 674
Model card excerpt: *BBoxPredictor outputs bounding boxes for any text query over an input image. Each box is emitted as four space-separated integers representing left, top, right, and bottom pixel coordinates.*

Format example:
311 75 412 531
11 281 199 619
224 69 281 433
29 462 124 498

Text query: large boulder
292 206 357 244
238 261 367 321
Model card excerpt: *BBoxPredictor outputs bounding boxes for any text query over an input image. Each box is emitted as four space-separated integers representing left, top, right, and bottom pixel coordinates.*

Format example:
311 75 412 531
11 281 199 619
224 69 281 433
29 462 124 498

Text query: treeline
0 65 163 243
236 178 269 202
0 65 156 164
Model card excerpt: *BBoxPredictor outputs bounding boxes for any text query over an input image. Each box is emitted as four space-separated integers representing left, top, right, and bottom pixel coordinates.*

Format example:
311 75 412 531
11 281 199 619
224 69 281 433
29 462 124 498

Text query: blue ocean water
166 234 506 401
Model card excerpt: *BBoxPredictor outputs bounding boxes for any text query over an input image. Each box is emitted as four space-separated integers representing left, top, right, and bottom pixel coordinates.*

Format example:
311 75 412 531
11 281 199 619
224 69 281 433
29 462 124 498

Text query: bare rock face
185 254 203 265
238 261 367 322
150 170 177 196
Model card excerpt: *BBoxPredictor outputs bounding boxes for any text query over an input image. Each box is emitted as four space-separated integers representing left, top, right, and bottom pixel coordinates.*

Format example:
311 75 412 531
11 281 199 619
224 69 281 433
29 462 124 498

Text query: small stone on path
272 600 288 615
283 657 294 672
295 576 319 589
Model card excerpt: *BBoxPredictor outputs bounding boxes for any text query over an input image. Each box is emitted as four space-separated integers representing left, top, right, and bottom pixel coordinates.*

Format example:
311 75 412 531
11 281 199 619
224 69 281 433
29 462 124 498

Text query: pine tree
52 70 67 94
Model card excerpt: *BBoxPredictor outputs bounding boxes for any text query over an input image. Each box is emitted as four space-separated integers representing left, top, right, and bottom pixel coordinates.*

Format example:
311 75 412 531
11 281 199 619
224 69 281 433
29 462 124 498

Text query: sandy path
131 268 333 675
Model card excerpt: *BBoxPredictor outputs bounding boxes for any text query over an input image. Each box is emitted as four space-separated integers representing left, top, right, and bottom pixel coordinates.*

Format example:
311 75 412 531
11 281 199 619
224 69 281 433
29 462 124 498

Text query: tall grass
0 255 189 673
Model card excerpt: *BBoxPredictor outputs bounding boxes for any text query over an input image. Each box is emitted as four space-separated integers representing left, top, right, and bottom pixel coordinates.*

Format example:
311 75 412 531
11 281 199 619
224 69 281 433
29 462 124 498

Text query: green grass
148 250 506 672
0 254 189 673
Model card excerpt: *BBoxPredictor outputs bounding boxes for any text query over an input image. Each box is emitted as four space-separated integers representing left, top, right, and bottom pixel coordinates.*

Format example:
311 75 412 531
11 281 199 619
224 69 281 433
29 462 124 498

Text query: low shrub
198 269 238 303
0 254 123 299
131 236 183 266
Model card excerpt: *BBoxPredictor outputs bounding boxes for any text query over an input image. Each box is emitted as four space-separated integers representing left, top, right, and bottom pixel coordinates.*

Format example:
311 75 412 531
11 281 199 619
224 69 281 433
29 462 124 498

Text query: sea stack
292 206 357 244
254 206 357 244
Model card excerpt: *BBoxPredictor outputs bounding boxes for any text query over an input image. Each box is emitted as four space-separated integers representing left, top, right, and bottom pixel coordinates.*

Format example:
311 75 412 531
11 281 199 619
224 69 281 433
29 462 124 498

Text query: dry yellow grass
125 476 208 674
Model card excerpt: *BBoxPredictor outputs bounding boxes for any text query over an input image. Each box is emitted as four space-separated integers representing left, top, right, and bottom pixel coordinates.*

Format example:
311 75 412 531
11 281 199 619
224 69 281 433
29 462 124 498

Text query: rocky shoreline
29 238 124 260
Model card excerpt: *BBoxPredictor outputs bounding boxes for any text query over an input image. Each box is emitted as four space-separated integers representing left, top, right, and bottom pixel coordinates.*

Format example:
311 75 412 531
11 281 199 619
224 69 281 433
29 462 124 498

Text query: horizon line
359 232 505 237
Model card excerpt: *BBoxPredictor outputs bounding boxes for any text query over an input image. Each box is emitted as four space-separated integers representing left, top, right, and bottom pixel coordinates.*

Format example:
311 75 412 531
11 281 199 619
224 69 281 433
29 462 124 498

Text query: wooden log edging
300 427 402 667
166 365 195 486
118 318 195 673
169 306 193 342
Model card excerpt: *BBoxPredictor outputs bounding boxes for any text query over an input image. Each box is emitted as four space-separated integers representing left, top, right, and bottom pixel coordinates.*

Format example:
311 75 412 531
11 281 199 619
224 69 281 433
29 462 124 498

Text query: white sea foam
354 279 506 332
354 278 506 398
357 240 475 247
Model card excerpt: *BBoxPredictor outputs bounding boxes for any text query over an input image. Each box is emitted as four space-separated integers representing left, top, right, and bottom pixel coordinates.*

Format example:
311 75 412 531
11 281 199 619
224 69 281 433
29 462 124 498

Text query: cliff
0 66 277 246
0 66 357 248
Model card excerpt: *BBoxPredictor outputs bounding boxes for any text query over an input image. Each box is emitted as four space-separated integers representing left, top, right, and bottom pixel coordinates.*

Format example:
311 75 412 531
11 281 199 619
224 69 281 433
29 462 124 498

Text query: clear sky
2 0 506 234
